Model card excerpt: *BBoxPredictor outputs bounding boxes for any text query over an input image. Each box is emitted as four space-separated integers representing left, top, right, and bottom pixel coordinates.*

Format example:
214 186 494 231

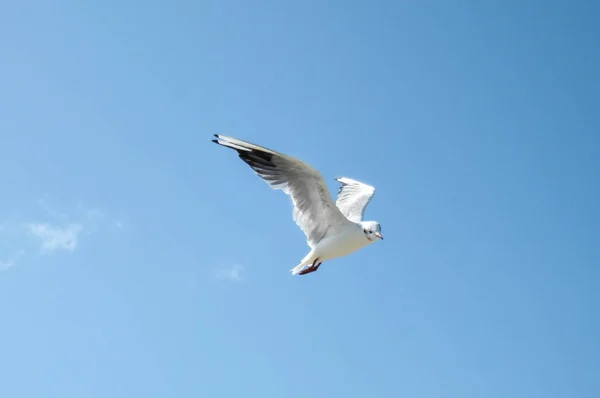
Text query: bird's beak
375 232 384 240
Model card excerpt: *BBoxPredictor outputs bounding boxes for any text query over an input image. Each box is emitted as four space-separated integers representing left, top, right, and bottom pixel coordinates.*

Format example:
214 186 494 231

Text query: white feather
335 177 376 222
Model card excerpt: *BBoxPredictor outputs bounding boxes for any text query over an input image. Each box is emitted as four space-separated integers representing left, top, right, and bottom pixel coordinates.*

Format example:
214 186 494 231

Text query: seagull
212 134 384 276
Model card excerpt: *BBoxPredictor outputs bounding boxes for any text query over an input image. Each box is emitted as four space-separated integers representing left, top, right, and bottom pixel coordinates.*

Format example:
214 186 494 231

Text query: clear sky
1 1 599 397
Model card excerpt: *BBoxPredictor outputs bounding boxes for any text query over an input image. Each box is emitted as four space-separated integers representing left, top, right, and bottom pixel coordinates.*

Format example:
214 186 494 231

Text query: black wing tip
211 134 274 163
212 134 225 145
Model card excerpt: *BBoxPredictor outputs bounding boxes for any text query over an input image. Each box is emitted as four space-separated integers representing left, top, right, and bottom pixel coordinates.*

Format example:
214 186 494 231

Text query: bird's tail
290 251 315 275
290 263 306 275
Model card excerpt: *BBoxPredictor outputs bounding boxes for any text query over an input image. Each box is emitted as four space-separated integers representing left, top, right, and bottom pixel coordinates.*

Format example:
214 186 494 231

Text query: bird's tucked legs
299 259 322 275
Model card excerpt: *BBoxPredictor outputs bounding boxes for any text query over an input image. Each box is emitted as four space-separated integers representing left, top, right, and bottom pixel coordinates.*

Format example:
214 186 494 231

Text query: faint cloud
28 223 83 253
1 197 126 270
76 201 127 233
214 264 245 282
0 250 25 271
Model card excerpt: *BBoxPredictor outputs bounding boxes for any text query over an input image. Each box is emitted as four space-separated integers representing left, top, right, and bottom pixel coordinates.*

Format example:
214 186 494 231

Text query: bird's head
361 221 383 241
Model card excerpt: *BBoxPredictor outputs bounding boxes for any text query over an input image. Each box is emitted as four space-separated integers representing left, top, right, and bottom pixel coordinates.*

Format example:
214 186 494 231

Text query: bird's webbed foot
298 261 322 275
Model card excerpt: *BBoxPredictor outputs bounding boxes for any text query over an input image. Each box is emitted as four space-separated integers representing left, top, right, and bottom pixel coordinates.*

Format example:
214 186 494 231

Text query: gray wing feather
335 177 376 222
213 134 349 247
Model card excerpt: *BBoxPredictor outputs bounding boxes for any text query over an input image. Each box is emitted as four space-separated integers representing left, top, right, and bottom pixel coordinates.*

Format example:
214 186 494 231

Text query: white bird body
212 134 384 276
291 221 377 275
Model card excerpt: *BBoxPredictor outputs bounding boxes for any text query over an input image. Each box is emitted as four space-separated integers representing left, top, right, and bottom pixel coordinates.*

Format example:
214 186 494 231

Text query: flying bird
212 134 383 276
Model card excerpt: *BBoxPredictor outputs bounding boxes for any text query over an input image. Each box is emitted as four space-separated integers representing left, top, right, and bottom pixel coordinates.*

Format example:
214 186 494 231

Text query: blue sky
1 0 599 397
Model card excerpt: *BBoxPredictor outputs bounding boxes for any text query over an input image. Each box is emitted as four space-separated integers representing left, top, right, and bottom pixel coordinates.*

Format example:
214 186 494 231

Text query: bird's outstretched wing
335 177 376 222
213 134 349 247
